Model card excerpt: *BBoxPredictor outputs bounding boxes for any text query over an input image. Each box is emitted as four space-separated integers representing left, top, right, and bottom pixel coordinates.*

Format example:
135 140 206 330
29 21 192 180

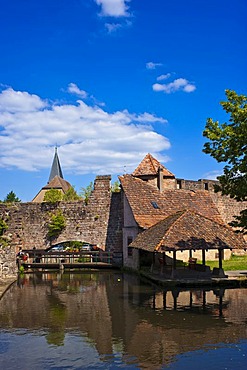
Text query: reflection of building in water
0 273 247 369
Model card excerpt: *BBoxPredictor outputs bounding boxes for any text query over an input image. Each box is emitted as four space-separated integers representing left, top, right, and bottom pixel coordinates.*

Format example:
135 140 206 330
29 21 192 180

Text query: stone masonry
0 175 123 274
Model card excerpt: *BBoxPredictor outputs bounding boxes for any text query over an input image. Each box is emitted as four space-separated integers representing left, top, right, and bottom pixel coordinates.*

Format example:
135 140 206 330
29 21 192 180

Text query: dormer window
151 201 159 209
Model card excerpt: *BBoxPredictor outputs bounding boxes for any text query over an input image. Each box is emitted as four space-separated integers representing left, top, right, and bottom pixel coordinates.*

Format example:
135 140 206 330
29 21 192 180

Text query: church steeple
48 147 63 183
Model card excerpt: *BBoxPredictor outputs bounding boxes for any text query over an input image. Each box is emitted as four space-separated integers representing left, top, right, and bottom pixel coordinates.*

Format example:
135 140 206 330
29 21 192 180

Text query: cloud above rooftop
0 84 170 175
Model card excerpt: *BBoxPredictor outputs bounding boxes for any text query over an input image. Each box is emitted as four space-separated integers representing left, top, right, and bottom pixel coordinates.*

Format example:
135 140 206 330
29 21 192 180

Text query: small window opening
177 180 182 189
151 201 159 209
204 182 209 190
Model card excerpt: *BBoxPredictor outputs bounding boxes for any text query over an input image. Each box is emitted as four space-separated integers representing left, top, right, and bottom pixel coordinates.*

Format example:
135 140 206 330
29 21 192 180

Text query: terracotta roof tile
131 210 246 252
132 153 174 177
119 174 224 228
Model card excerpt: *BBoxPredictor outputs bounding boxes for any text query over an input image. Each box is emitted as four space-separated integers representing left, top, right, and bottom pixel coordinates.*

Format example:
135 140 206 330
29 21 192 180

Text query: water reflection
0 271 246 370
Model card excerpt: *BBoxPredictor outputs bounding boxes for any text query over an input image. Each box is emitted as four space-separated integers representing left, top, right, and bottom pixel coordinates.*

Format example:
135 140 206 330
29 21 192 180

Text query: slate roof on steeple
132 153 174 177
49 147 63 182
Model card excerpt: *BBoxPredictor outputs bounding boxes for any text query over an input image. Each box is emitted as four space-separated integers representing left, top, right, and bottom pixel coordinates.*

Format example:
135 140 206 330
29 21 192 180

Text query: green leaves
0 218 8 237
63 186 81 201
3 191 21 203
44 189 63 203
203 90 247 231
47 210 66 239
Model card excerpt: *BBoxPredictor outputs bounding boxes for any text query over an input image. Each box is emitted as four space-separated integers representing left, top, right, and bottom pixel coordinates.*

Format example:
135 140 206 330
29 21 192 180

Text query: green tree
203 89 247 233
111 180 121 193
63 186 81 201
80 182 93 205
47 210 66 238
43 189 63 202
4 191 21 203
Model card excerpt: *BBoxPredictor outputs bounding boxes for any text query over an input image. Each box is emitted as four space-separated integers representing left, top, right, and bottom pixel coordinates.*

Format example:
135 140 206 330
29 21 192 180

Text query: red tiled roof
130 210 246 252
132 153 174 177
119 174 224 228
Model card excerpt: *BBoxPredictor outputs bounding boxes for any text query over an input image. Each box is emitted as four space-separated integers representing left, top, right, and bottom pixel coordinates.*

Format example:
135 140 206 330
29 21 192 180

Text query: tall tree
4 191 21 203
203 89 247 233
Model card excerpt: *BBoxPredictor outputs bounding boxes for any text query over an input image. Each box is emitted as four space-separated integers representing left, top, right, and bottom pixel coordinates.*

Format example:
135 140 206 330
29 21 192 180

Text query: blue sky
0 0 246 201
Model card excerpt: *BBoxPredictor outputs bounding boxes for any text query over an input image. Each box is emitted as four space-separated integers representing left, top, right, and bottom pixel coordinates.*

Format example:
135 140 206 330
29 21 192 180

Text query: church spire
48 146 63 183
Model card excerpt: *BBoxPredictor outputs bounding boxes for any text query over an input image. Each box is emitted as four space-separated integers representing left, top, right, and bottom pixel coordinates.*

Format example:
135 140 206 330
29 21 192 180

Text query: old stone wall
0 176 123 267
0 245 16 277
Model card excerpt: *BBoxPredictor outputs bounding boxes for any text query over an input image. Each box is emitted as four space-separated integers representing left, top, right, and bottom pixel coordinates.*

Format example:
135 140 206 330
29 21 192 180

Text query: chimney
158 167 163 192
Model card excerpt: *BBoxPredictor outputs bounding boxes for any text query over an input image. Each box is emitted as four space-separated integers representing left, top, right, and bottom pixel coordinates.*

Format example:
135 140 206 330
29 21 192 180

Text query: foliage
0 218 9 247
111 180 121 192
63 186 81 201
80 182 93 205
203 89 247 232
43 189 63 203
47 210 66 239
0 218 8 236
3 191 21 203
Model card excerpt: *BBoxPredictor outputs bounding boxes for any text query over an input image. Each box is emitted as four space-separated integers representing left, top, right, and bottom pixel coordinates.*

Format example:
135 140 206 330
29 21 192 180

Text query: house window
204 182 209 190
127 237 133 257
177 180 182 189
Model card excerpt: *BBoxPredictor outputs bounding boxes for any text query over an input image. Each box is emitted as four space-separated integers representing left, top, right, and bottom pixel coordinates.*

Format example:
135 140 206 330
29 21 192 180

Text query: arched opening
46 241 101 253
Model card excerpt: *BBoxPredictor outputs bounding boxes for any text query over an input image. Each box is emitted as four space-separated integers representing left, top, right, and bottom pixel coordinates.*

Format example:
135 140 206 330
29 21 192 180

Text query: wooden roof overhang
130 210 247 253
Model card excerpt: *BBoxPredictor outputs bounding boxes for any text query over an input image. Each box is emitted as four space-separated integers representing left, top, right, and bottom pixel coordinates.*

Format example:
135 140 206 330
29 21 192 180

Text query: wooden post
202 249 206 265
173 250 176 270
218 249 223 269
150 252 155 273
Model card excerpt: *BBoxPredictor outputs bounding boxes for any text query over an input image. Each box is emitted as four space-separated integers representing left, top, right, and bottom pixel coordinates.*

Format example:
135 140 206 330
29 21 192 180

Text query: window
177 180 182 189
204 182 209 190
151 201 159 209
127 237 133 257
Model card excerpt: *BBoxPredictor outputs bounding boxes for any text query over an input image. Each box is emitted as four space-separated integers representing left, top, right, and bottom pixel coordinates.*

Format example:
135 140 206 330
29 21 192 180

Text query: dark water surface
0 271 246 369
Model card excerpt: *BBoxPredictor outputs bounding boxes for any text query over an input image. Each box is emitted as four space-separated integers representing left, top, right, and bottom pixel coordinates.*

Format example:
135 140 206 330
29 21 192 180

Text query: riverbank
0 276 16 299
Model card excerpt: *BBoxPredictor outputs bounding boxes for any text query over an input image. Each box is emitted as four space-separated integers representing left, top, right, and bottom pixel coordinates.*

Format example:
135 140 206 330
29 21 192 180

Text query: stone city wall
0 175 124 276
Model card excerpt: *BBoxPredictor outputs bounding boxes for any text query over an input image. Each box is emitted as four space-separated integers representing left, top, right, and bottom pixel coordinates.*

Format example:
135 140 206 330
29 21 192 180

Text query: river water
0 271 246 370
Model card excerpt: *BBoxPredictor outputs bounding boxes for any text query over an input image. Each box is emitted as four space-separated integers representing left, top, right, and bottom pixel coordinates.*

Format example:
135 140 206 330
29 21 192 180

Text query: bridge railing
22 250 114 265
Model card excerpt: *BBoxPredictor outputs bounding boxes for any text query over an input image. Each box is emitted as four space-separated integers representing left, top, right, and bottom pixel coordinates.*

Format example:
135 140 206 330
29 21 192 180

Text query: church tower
32 147 71 202
48 146 63 182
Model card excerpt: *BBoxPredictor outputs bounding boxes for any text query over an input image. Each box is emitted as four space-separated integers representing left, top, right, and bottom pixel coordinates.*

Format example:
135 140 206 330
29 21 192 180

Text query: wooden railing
22 250 114 265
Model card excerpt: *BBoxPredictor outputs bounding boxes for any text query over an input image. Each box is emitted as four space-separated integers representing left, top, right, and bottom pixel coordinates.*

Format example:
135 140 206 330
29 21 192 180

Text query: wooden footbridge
19 250 117 271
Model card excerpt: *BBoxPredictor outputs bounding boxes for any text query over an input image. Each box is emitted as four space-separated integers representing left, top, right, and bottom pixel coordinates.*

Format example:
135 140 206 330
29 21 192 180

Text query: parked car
81 243 92 251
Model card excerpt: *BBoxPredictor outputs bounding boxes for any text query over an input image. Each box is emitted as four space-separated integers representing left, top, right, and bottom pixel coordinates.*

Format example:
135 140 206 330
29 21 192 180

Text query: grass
203 255 247 271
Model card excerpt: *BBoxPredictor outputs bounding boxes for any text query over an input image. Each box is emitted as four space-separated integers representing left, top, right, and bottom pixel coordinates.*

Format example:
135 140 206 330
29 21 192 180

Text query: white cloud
95 0 131 17
0 86 170 174
146 62 163 70
0 87 47 112
203 170 222 180
153 78 196 94
157 73 171 81
105 22 122 32
67 83 88 98
105 20 132 33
